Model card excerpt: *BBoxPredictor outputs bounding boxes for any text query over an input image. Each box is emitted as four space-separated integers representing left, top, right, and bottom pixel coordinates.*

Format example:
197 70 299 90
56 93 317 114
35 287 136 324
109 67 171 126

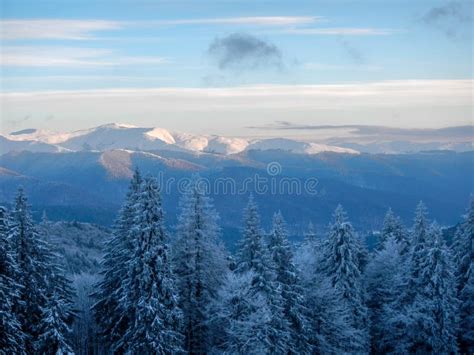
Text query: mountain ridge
2 123 359 156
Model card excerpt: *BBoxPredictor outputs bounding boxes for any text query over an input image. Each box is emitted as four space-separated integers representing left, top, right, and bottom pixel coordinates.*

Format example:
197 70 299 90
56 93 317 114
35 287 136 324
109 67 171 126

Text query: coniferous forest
1 169 473 354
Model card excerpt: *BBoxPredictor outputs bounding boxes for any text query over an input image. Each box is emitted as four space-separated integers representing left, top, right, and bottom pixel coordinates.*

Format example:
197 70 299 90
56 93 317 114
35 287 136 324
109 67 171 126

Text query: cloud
283 27 396 35
156 16 321 26
302 62 381 71
247 121 474 148
0 19 122 40
249 121 473 138
0 17 321 41
1 80 471 133
208 33 283 71
0 46 168 67
421 1 472 38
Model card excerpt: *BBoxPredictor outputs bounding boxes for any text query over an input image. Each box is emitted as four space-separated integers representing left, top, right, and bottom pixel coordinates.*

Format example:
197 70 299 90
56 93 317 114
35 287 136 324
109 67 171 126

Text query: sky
0 0 472 137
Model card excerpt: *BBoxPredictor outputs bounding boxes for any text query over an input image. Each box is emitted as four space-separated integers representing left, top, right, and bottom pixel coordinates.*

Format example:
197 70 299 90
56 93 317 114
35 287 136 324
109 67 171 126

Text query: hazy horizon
1 0 473 136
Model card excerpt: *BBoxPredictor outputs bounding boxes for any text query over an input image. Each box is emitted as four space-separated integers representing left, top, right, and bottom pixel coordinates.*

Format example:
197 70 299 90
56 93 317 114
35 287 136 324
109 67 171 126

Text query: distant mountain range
1 129 472 244
1 123 358 156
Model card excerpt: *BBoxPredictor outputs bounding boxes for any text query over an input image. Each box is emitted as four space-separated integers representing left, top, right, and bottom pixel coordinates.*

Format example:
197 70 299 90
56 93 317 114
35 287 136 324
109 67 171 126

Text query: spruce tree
92 168 142 350
235 195 275 294
208 271 273 354
379 202 432 353
452 197 474 353
9 188 54 352
295 218 364 353
379 208 409 253
268 212 311 354
365 236 404 353
10 188 74 353
409 223 459 353
235 196 290 354
36 291 75 355
172 179 227 354
319 205 369 352
0 205 25 353
458 263 474 353
410 201 431 288
120 176 183 354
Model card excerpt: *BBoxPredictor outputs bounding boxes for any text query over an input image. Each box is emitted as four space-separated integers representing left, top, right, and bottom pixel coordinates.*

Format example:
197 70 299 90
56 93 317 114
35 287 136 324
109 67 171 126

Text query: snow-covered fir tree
235 196 290 354
208 271 273 354
458 262 474 354
295 218 371 353
294 223 320 284
409 201 431 290
235 195 276 294
379 208 409 253
0 205 25 353
408 223 459 353
92 168 142 351
9 188 74 353
172 178 227 353
382 203 460 353
36 291 75 355
453 197 474 353
307 276 366 354
365 236 404 353
379 201 433 353
268 212 311 354
319 205 369 352
119 176 184 354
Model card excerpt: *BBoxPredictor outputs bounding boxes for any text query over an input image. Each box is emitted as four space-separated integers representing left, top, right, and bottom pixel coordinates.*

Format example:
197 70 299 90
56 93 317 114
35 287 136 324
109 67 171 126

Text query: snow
144 127 176 144
246 138 359 155
3 123 359 156
204 136 249 155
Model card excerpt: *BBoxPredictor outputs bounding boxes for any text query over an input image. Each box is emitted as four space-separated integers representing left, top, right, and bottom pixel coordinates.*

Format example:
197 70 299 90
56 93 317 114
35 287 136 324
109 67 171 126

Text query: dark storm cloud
422 1 472 38
208 33 283 71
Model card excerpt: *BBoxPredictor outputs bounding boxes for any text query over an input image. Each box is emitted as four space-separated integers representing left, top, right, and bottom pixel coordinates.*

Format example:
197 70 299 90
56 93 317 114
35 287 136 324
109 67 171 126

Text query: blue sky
0 0 472 136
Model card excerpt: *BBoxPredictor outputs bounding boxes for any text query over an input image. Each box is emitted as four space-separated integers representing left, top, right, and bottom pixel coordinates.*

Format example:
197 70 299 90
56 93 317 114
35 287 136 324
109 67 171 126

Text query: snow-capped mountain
246 138 358 155
2 123 359 156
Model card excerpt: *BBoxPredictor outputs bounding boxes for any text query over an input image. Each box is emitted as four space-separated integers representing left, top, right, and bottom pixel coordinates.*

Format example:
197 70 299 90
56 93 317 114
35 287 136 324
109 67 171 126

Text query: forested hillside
1 170 472 354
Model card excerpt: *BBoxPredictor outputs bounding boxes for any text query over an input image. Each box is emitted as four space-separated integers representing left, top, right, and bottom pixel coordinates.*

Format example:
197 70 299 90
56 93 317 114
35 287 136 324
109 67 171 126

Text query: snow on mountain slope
246 138 359 155
59 123 176 152
173 132 209 152
205 136 249 155
8 128 74 144
145 127 176 144
99 149 202 179
0 135 67 154
172 133 249 154
3 123 358 156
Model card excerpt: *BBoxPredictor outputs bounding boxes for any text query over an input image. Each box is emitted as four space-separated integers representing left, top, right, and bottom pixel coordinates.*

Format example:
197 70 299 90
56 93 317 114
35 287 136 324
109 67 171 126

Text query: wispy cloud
156 16 321 26
302 62 381 71
0 17 322 41
208 33 283 71
249 121 473 138
282 27 397 35
0 19 123 40
0 46 168 67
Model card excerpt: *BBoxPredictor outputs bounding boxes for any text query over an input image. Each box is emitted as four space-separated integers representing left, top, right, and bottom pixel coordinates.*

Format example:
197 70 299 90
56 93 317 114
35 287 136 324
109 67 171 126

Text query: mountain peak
2 123 360 156
97 123 138 129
